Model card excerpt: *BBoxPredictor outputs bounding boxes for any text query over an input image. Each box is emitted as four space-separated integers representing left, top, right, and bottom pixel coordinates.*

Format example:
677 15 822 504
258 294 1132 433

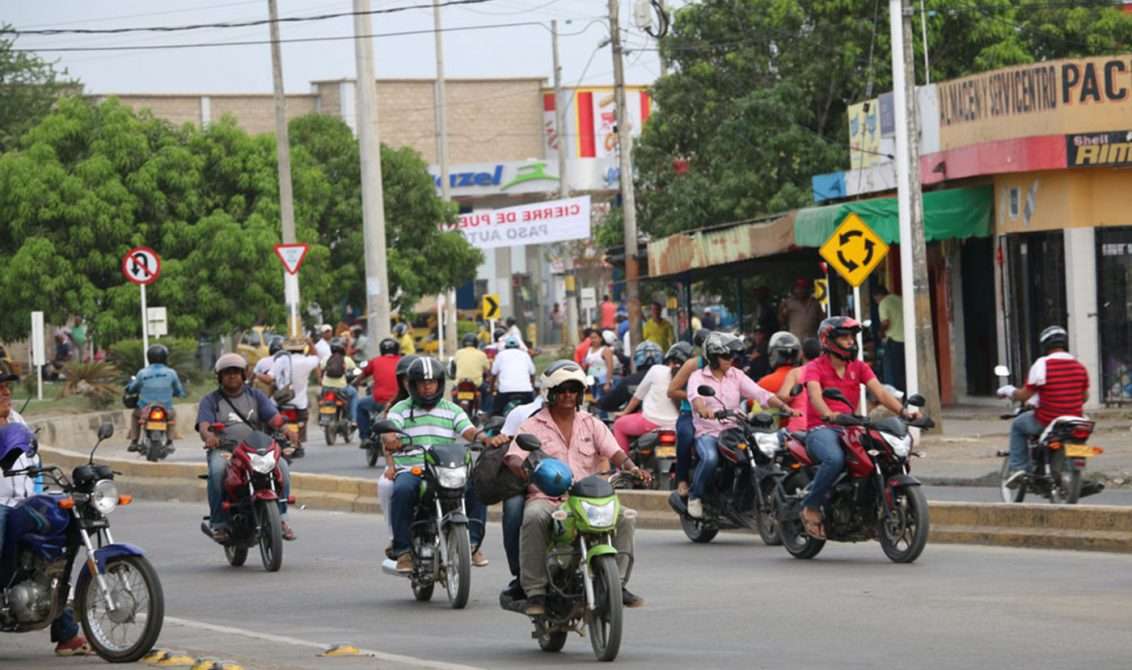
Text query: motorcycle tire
444 525 472 610
756 491 783 547
412 576 434 602
1050 450 1082 505
256 500 284 572
325 426 336 446
998 456 1026 503
225 544 248 567
366 446 380 468
680 515 719 544
879 485 930 563
587 554 623 662
76 554 165 663
780 474 825 559
145 433 163 462
538 630 568 652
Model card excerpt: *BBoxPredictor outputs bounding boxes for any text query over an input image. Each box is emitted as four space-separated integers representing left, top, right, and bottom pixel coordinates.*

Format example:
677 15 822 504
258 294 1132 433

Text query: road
3 502 1129 670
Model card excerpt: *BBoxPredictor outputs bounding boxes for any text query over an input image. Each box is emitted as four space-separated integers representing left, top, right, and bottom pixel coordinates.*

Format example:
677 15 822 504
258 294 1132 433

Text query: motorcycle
452 380 481 417
1 422 165 662
134 404 175 462
374 420 482 609
276 404 305 459
199 424 293 572
665 386 784 546
317 388 354 446
776 388 934 563
993 365 1104 504
610 427 678 492
499 434 636 662
359 389 384 468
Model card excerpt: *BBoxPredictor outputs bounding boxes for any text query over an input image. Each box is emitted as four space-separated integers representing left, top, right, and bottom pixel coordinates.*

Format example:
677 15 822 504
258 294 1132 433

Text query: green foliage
58 361 119 409
104 337 205 384
0 27 80 152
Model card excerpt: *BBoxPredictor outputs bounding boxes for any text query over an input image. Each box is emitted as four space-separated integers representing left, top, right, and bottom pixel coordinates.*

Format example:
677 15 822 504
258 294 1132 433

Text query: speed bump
144 649 196 667
191 659 244 670
320 644 364 656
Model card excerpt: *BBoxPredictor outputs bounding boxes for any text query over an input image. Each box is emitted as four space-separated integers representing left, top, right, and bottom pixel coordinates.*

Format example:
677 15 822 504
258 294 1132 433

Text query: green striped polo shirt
386 398 473 472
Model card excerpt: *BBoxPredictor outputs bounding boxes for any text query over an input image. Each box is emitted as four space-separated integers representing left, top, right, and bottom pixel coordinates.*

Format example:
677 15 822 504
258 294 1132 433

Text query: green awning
793 184 993 247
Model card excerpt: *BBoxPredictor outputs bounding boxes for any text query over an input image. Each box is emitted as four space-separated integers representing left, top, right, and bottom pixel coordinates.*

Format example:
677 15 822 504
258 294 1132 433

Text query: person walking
873 284 905 391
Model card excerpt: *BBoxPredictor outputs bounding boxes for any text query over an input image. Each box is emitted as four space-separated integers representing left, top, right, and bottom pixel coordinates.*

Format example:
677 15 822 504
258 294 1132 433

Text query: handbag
471 442 527 505
271 353 296 405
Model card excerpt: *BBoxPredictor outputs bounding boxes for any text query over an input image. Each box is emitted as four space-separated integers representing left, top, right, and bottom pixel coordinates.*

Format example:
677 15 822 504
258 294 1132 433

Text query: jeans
883 340 906 392
390 472 487 556
502 494 526 579
691 434 720 500
355 396 385 441
1008 411 1045 472
675 412 694 485
207 447 291 529
519 498 634 598
802 427 845 509
0 506 81 643
331 385 358 425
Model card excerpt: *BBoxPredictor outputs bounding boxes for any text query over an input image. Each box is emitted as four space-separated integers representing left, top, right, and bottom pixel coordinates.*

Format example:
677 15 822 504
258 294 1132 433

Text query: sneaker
525 594 546 616
281 521 296 541
622 588 645 608
55 635 93 656
472 549 489 567
395 553 414 573
1004 470 1027 490
687 498 704 519
501 580 526 601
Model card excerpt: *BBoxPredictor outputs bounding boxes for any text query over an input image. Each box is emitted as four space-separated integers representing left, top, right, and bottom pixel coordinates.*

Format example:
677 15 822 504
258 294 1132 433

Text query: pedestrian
873 284 905 391
642 302 675 352
600 294 617 330
550 303 564 345
778 278 825 340
69 317 87 362
573 327 594 365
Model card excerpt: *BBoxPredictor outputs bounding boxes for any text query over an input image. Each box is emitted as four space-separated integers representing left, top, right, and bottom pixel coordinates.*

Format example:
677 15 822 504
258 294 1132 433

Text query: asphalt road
3 501 1130 670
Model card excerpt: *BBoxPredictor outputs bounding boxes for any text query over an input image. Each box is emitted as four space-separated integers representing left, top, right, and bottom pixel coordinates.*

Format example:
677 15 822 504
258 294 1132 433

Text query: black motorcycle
610 427 679 491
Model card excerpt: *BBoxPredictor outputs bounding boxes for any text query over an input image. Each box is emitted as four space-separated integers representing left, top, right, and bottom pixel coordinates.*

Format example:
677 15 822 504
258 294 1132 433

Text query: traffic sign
813 279 829 307
482 293 501 320
580 287 597 311
818 213 889 287
274 244 309 275
121 246 161 286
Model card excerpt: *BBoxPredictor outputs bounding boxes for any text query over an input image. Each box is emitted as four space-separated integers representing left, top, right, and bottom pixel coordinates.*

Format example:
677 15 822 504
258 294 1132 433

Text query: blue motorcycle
1 421 164 662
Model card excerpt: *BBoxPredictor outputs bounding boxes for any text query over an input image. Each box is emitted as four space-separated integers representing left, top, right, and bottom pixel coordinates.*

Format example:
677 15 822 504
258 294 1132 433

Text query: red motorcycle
200 424 293 572
452 380 481 417
776 388 934 563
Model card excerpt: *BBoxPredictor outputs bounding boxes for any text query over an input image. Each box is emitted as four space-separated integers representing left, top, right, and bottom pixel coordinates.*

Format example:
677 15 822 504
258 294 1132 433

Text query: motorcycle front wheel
879 485 930 563
998 456 1027 503
256 500 283 572
76 555 165 663
587 554 623 662
680 515 719 544
444 525 472 609
779 475 825 559
538 630 568 652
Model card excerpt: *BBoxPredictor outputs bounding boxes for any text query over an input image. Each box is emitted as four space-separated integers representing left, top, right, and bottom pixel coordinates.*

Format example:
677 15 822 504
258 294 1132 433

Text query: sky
5 0 684 94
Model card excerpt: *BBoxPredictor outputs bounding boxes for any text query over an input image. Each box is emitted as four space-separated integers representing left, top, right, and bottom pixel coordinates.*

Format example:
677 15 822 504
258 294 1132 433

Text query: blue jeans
207 447 291 529
691 434 720 500
883 340 906 392
0 506 81 642
502 494 526 579
355 396 385 441
333 385 358 424
675 412 694 485
1008 411 1044 472
390 472 486 556
802 427 845 509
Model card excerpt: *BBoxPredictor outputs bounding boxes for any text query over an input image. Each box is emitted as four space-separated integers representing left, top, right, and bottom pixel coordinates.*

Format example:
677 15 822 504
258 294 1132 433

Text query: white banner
443 195 591 250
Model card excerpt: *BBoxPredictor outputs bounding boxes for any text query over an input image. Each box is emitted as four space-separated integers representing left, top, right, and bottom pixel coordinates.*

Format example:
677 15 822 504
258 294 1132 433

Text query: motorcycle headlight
435 466 467 489
91 479 119 515
882 432 913 458
580 500 616 527
250 452 277 475
755 432 782 457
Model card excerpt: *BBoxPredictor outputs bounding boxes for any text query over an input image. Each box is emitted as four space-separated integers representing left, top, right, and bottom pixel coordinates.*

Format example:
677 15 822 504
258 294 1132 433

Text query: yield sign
818 213 889 288
121 246 161 286
274 243 309 275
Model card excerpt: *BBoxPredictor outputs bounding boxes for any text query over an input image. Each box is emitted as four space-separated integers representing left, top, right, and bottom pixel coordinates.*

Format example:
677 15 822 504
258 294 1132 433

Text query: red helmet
818 317 861 361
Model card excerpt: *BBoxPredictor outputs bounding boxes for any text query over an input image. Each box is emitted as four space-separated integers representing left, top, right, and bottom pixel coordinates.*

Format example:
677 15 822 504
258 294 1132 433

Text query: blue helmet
531 457 573 497
633 341 663 369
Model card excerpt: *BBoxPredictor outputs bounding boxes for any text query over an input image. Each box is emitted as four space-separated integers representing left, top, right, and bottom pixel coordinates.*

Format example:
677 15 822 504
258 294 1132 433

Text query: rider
125 344 187 452
393 322 416 355
384 357 505 572
776 337 822 433
800 317 912 539
354 337 401 443
595 340 657 415
757 331 802 395
197 353 298 542
610 341 676 451
452 333 492 411
686 332 795 519
504 360 648 615
252 336 286 398
491 336 535 417
268 337 321 445
320 337 358 425
667 329 712 497
997 325 1090 488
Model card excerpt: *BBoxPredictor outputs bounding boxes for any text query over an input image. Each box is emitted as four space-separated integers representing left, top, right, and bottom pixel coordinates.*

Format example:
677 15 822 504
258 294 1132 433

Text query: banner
442 195 591 250
1066 130 1132 167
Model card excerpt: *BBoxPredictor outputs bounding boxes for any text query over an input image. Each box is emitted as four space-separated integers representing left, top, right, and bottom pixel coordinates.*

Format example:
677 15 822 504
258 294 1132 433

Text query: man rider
268 337 321 447
758 331 802 395
197 353 298 542
800 317 912 539
354 337 401 443
504 360 649 615
491 337 535 417
452 333 492 411
126 344 188 452
252 336 285 398
320 337 359 426
997 325 1089 488
686 332 795 519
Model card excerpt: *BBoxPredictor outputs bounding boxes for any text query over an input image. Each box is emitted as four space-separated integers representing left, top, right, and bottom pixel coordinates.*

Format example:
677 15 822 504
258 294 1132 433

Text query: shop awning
793 184 993 247
646 212 797 278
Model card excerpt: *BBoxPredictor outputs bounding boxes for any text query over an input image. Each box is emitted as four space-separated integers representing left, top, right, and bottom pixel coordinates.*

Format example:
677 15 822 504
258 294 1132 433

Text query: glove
996 384 1017 399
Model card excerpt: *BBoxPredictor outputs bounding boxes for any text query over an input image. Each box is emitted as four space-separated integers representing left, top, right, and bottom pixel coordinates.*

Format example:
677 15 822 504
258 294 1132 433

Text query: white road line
164 616 486 670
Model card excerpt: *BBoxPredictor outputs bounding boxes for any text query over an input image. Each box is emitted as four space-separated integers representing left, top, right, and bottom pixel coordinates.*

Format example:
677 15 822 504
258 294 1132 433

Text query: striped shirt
1025 352 1089 424
386 398 473 472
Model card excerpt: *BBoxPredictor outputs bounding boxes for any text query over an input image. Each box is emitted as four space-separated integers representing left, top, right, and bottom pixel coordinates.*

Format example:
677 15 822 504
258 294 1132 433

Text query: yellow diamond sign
481 293 501 321
818 213 889 287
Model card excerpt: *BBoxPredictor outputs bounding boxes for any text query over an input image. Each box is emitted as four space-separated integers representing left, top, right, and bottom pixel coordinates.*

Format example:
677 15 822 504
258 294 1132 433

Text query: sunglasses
717 353 733 360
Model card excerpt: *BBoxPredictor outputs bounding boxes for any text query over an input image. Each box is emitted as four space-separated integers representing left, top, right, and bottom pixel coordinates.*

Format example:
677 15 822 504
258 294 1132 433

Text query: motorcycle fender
253 489 280 501
78 543 146 581
585 543 618 565
441 511 468 527
886 474 922 489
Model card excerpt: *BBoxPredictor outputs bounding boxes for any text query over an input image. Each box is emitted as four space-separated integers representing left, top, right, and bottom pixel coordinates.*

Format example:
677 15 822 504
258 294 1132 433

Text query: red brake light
658 431 676 445
322 392 336 401
1071 426 1092 441
281 408 298 420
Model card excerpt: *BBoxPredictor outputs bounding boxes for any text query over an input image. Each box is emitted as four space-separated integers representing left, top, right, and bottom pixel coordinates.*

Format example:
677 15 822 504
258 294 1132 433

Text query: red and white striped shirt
1025 352 1089 424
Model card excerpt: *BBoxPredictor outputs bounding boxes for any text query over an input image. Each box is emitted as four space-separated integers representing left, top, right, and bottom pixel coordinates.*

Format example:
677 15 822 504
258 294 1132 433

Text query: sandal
800 507 826 540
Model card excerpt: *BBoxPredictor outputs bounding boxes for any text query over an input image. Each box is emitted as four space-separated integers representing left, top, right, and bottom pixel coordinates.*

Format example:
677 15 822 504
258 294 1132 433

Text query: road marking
165 616 486 670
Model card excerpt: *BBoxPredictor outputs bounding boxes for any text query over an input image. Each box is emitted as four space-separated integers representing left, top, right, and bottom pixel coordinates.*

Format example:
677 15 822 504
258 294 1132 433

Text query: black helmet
147 344 168 365
268 336 284 356
665 341 693 365
693 328 711 348
461 333 478 348
406 357 446 409
493 327 507 341
379 337 400 356
1039 325 1068 353
395 354 419 379
329 337 346 355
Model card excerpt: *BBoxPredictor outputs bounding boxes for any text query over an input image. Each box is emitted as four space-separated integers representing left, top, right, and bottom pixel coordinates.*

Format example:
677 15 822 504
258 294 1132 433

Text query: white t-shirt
252 354 278 377
1 410 38 507
270 353 321 410
492 348 535 393
634 364 679 429
315 339 332 365
503 396 545 436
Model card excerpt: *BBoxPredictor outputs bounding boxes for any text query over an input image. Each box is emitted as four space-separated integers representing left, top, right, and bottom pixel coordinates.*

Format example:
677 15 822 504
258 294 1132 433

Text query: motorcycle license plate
286 423 301 434
319 405 337 414
145 421 167 430
655 445 676 458
1065 444 1096 458
457 391 475 400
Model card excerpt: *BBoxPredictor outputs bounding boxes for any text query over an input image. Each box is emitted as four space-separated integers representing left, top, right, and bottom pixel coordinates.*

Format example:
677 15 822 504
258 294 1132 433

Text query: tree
0 27 78 152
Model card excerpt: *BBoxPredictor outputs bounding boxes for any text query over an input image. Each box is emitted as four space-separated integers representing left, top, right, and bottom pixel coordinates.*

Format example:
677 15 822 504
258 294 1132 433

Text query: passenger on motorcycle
320 337 358 426
800 317 912 539
453 333 492 411
686 332 795 519
354 337 402 443
504 360 649 615
666 330 711 497
997 325 1090 488
268 337 321 442
197 353 298 542
776 337 822 432
585 330 622 400
126 344 188 452
757 331 802 395
491 337 535 417
252 337 286 399
610 342 676 452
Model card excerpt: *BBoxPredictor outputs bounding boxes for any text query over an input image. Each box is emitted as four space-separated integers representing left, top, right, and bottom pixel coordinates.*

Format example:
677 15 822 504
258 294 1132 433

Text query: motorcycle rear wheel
756 498 783 547
680 515 719 544
587 554 623 662
325 426 336 446
998 456 1027 503
1050 450 1082 504
444 525 472 610
256 500 283 572
879 485 930 563
224 544 248 567
76 555 165 663
538 630 568 652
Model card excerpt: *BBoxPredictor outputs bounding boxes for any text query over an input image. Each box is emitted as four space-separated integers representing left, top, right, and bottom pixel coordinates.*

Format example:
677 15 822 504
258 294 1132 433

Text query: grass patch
15 379 216 418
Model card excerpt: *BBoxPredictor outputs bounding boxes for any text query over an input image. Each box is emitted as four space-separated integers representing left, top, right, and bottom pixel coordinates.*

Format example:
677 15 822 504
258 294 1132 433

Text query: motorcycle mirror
371 420 403 435
483 415 505 433
862 319 873 329
447 359 457 379
822 388 850 404
789 383 804 398
96 422 114 441
515 433 542 452
994 364 1010 377
697 385 716 397
906 393 926 407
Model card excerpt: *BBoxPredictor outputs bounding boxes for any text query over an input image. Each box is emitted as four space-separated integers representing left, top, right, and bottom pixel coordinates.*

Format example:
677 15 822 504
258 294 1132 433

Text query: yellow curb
157 654 198 667
143 649 171 664
320 644 364 656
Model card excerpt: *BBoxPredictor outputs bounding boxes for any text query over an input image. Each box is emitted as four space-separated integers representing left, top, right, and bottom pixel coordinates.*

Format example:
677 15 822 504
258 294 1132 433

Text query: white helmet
601 329 619 346
540 360 589 407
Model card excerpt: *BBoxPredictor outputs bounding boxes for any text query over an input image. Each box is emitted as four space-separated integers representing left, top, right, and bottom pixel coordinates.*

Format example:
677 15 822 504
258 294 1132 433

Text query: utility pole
657 0 669 74
353 0 393 355
267 0 302 339
890 0 943 424
552 19 579 347
433 0 459 361
609 0 642 345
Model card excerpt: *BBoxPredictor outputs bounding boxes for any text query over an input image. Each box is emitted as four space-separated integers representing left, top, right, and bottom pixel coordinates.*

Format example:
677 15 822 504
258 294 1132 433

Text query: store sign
429 161 560 196
440 195 591 250
1067 130 1132 167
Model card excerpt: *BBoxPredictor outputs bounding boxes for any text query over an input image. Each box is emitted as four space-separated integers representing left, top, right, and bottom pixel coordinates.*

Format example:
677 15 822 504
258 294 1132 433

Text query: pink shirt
800 356 876 429
687 366 774 437
505 408 622 503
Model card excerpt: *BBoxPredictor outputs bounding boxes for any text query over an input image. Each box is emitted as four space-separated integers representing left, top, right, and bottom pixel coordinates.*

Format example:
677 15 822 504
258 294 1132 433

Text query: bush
105 338 205 384
59 361 120 409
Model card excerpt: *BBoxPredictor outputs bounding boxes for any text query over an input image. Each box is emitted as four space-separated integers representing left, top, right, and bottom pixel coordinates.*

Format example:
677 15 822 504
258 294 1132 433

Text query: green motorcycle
500 434 636 662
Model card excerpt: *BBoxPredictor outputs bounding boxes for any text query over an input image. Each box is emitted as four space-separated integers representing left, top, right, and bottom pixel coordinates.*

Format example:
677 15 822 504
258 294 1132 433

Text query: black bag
272 353 295 405
471 443 527 505
324 353 345 379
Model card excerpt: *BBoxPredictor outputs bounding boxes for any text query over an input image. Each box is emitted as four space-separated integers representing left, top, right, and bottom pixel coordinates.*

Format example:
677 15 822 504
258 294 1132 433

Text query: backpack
471 443 527 506
324 353 346 379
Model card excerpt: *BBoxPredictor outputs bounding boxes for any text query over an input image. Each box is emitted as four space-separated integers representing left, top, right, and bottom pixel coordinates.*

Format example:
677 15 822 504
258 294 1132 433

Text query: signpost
30 311 44 401
482 293 501 337
146 307 168 338
121 246 162 364
274 243 309 337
